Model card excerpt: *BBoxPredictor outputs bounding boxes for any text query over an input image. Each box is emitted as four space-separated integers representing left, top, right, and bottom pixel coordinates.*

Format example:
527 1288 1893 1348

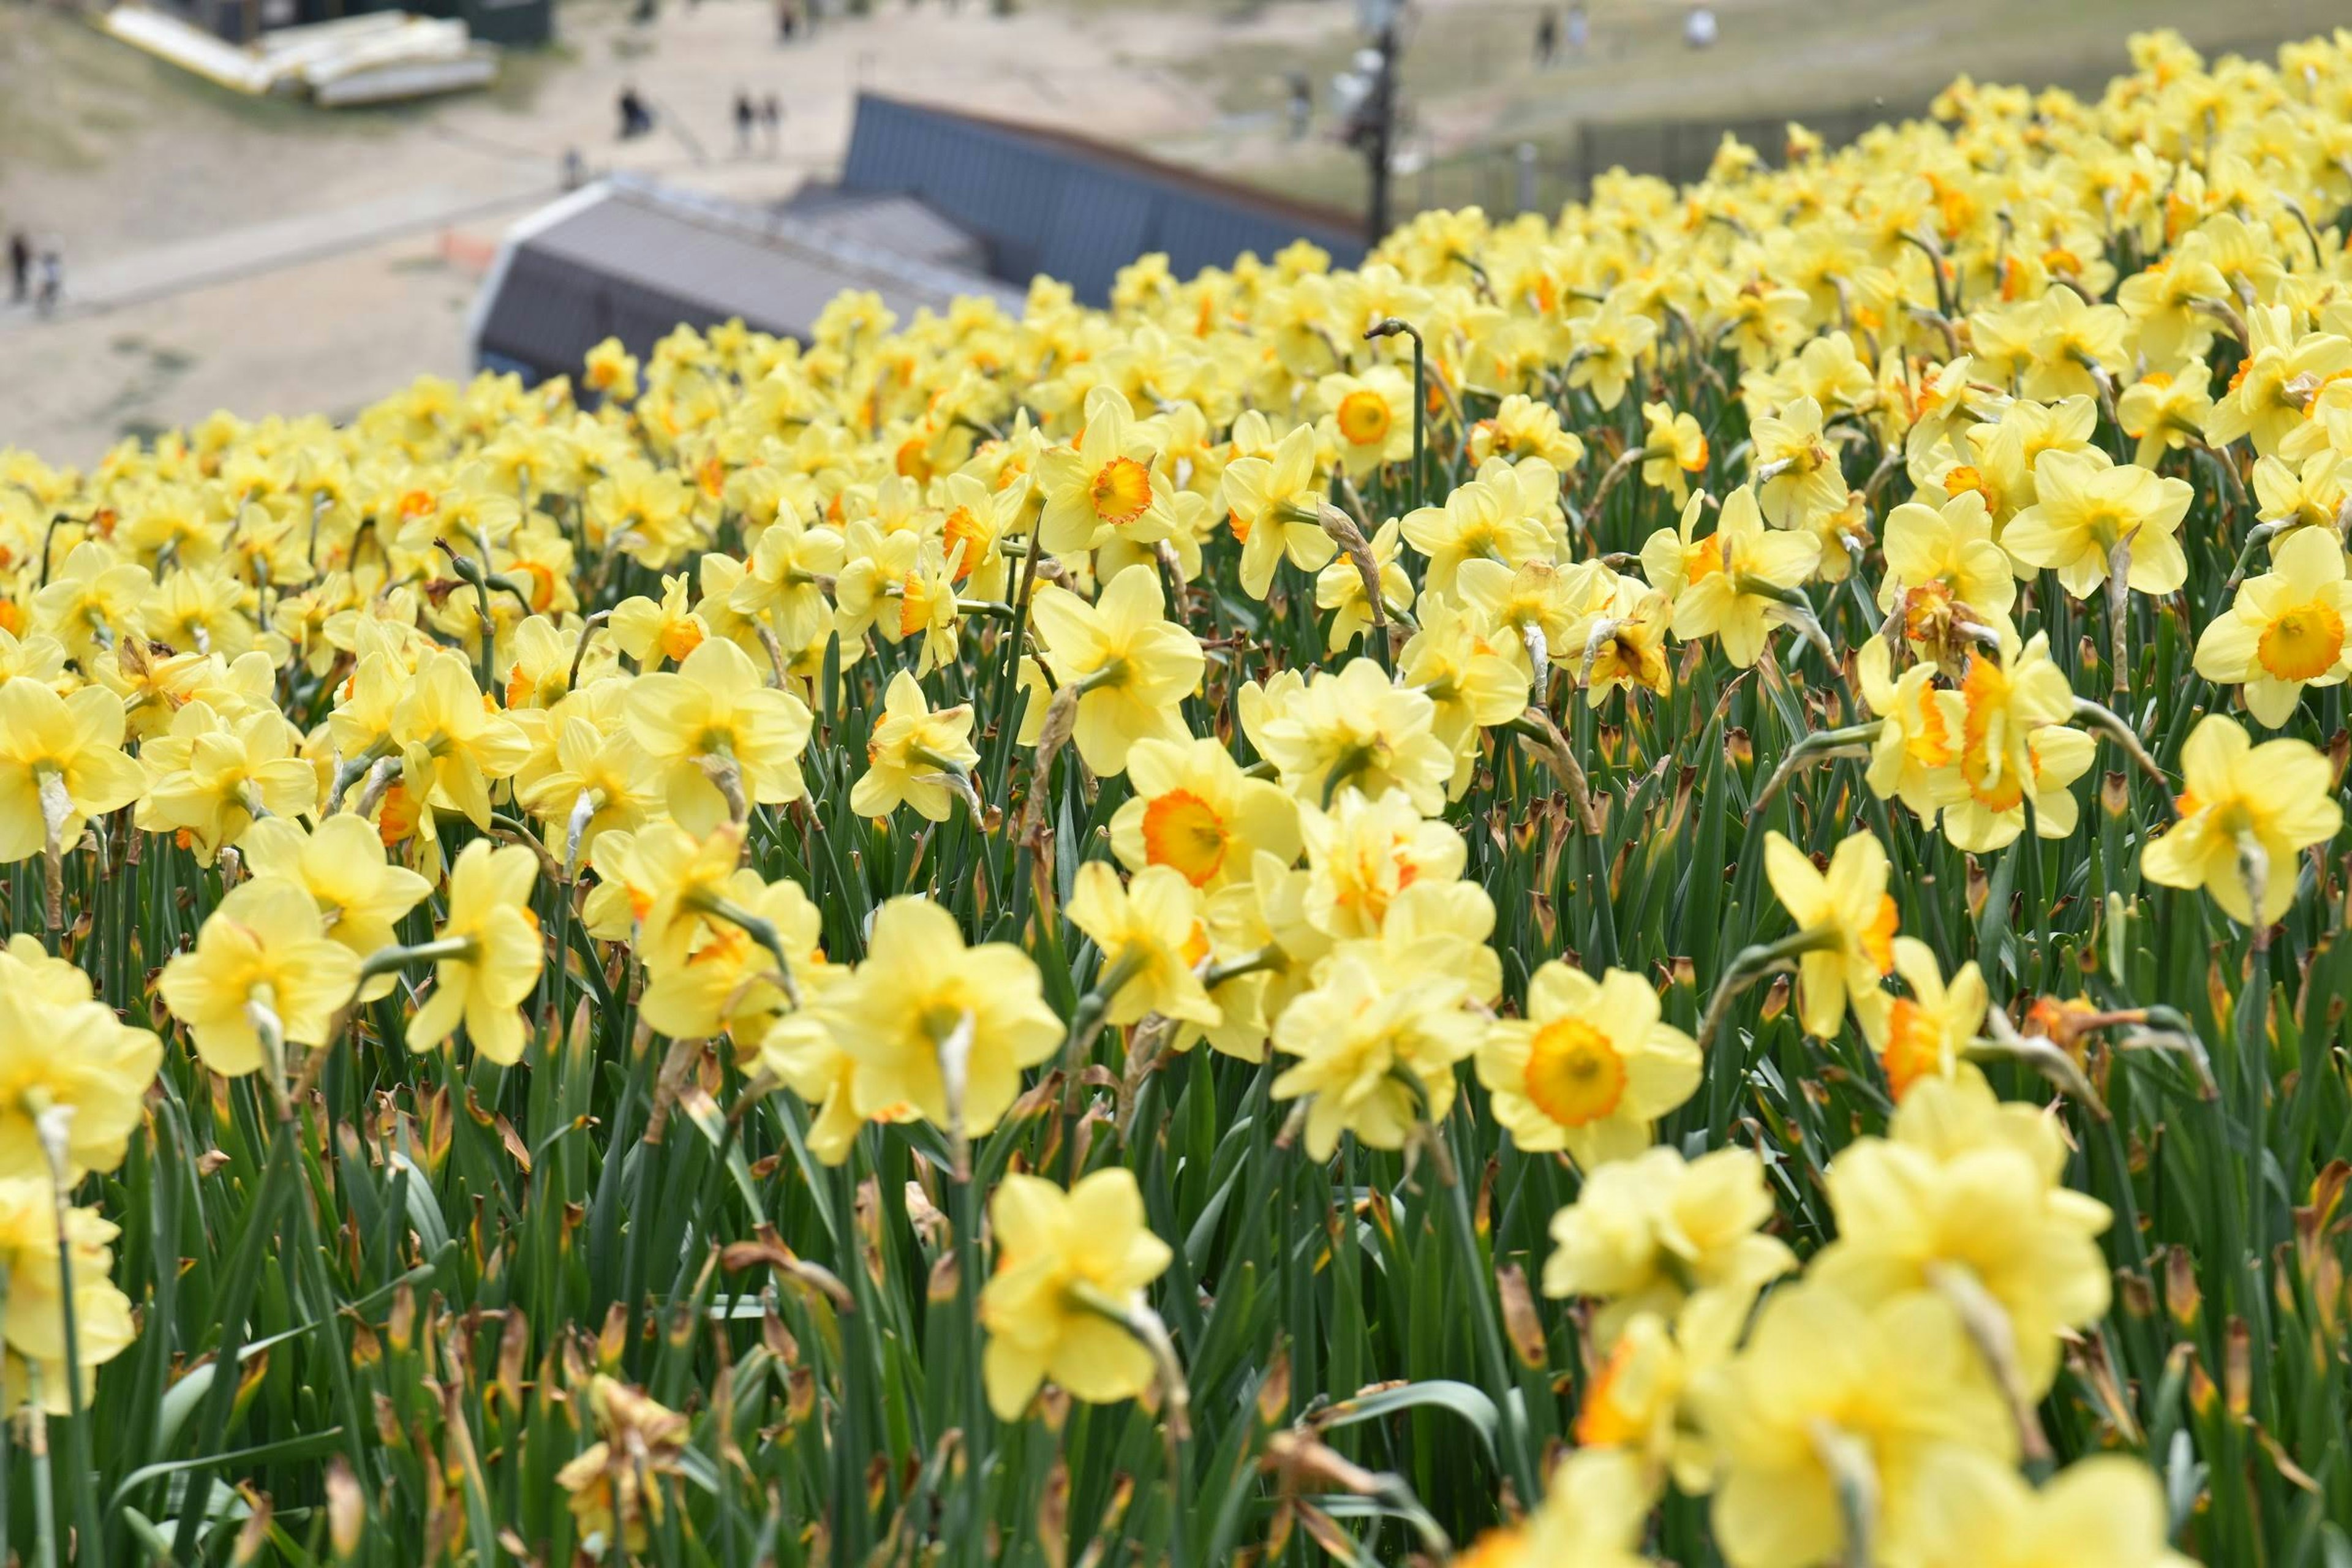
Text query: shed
469 176 1024 384
812 94 1368 306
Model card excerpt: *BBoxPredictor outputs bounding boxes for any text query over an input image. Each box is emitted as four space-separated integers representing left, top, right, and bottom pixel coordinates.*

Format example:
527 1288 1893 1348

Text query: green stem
170 1114 301 1562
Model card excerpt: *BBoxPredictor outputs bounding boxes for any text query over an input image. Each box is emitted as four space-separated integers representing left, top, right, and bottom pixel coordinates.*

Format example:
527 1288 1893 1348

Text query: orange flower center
1521 1018 1626 1128
898 571 932 639
376 783 418 848
660 619 706 664
1140 789 1231 886
1879 997 1943 1101
1943 464 1999 513
941 507 988 583
1574 1335 1645 1446
1861 894 1899 977
2256 601 2345 684
1335 390 1392 447
1090 456 1155 526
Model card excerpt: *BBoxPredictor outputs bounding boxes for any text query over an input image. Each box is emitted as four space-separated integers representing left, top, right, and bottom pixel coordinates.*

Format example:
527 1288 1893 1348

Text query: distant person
734 89 756 154
1534 9 1556 67
561 146 587 189
777 0 796 39
1286 71 1311 139
617 85 652 138
35 250 61 315
761 93 783 156
7 232 28 304
1566 1 1586 56
1683 4 1716 48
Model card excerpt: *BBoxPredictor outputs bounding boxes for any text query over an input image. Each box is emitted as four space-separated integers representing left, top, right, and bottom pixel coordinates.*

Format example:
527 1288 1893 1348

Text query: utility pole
1365 18 1397 244
1338 0 1405 245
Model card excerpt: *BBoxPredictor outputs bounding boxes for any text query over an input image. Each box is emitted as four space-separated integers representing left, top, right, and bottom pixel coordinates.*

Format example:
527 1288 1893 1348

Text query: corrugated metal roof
470 176 1023 381
836 94 1368 305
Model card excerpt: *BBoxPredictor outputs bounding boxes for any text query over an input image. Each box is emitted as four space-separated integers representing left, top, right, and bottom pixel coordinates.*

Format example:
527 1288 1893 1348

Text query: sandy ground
0 0 1226 464
2 0 2348 465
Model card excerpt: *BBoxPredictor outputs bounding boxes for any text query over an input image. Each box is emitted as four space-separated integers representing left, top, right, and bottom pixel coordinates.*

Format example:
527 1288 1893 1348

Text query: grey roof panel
774 187 991 271
472 177 1023 382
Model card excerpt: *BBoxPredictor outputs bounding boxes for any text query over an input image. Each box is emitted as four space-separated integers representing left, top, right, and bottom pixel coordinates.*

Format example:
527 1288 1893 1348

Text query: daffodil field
18 25 2352 1566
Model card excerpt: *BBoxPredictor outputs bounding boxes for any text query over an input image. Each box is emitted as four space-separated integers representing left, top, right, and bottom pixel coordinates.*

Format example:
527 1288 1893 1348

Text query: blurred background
1 0 2343 464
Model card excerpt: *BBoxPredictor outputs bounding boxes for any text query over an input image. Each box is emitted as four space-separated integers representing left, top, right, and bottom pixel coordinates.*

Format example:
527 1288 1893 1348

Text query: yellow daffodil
1855 937 1986 1101
1028 566 1205 777
625 636 813 833
1649 487 1822 668
1065 861 1218 1027
1108 735 1299 892
1220 422 1339 598
1898 1450 2196 1568
793 896 1060 1142
1400 469 1555 598
1296 785 1466 940
0 937 163 1180
239 815 433 999
2141 713 2343 925
851 670 980 823
1248 657 1453 813
641 872 826 1047
1566 290 1657 411
0 1180 135 1412
1315 366 1416 478
390 649 532 832
1762 829 1900 1038
1270 948 1483 1160
0 676 146 865
1479 962 1700 1168
1034 386 1174 555
1942 634 2094 853
1878 489 2016 631
405 840 545 1067
138 702 318 860
1811 1064 2111 1397
2000 450 2192 598
1640 401 1711 505
1542 1144 1796 1345
2192 523 2352 725
1695 1283 2015 1568
979 1168 1172 1419
159 876 364 1075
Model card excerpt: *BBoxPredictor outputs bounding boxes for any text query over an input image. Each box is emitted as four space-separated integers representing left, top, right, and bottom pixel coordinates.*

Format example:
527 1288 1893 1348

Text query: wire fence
1389 25 2309 222
1389 97 1935 221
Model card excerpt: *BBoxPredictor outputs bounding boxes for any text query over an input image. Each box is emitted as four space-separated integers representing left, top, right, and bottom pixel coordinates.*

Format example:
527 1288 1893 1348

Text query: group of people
1531 2 1588 65
1531 2 1716 66
612 85 788 157
734 90 786 157
7 232 62 315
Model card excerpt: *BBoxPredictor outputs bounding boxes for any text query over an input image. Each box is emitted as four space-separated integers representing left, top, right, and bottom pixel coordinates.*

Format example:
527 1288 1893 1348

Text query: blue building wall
837 96 1369 306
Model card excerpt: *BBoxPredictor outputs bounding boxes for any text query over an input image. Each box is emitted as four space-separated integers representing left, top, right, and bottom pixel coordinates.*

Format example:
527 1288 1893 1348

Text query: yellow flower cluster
10 21 2352 1564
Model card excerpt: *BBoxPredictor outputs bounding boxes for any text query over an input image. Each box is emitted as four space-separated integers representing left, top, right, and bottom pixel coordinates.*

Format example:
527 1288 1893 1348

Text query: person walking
761 92 783 157
734 89 756 155
7 232 29 304
1565 1 1586 56
1534 9 1556 67
35 249 62 315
